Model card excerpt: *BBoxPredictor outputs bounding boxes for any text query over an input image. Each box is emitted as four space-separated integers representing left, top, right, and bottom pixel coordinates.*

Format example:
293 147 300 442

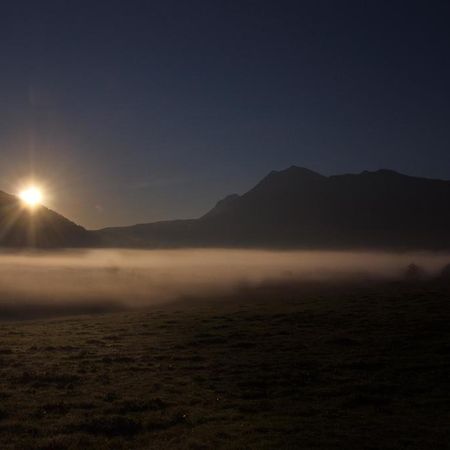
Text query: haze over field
0 2 449 448
0 248 449 319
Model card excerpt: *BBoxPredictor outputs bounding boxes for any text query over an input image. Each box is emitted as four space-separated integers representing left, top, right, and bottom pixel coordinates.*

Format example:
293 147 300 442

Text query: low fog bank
0 248 449 320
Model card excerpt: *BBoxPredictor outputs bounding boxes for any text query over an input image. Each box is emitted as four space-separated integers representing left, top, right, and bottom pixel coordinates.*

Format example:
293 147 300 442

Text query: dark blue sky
1 1 449 228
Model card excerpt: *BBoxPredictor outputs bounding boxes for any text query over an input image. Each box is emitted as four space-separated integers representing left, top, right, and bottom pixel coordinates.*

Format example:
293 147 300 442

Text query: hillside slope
0 191 94 248
96 167 450 249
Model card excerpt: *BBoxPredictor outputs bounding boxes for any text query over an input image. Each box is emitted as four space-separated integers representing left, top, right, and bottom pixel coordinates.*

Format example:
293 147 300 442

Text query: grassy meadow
0 280 449 449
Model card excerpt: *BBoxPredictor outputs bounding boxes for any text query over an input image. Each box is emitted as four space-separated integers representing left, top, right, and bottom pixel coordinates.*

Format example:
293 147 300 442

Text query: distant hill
7 166 449 250
0 191 93 248
95 166 450 250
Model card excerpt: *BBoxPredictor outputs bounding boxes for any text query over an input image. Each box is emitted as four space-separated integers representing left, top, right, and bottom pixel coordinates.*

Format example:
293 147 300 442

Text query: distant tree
438 263 450 281
404 263 425 282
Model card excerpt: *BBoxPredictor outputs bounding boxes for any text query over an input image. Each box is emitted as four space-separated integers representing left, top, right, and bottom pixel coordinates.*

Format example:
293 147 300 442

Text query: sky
0 0 449 229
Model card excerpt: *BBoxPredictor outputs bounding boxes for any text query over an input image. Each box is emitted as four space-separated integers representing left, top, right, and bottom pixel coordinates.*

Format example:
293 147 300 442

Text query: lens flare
19 187 43 207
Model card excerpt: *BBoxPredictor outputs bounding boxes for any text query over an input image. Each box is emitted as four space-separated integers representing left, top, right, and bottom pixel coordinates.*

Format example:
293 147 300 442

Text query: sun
19 187 43 207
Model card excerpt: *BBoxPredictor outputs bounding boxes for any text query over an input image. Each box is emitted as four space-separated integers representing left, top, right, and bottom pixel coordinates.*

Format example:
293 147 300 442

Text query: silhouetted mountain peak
249 165 325 195
0 190 94 248
96 165 450 250
270 165 324 179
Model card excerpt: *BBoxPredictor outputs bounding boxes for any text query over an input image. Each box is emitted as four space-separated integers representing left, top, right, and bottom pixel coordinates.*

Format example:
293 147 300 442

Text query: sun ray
19 187 43 208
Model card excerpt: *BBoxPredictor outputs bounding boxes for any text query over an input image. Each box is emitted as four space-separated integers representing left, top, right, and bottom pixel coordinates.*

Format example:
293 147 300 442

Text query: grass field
0 280 449 449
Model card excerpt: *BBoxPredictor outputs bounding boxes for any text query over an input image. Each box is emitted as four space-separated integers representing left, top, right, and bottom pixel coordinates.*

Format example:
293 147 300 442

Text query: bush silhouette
438 263 450 281
404 263 425 282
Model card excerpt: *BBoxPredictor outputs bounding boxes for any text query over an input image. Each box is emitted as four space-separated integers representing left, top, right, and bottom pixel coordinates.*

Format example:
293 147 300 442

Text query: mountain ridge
94 167 450 250
0 190 94 248
1 166 449 249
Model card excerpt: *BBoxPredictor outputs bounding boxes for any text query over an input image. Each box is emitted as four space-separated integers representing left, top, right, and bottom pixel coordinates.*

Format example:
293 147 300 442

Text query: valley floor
0 281 450 449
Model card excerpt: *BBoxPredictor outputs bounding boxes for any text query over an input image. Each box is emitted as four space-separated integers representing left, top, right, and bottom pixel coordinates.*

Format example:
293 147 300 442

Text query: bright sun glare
19 187 43 207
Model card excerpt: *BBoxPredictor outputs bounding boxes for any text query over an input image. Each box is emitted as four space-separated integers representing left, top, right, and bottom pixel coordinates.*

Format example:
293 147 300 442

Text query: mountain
0 191 93 248
96 166 450 250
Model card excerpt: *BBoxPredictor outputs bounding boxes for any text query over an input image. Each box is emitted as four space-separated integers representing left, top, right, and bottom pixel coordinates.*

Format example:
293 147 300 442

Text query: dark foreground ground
0 281 450 449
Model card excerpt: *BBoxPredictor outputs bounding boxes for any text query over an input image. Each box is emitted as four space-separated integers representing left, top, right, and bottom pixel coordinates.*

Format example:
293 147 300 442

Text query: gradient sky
1 1 449 229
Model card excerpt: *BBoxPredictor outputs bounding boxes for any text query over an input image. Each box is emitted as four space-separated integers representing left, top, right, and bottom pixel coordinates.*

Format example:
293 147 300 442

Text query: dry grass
0 280 449 449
